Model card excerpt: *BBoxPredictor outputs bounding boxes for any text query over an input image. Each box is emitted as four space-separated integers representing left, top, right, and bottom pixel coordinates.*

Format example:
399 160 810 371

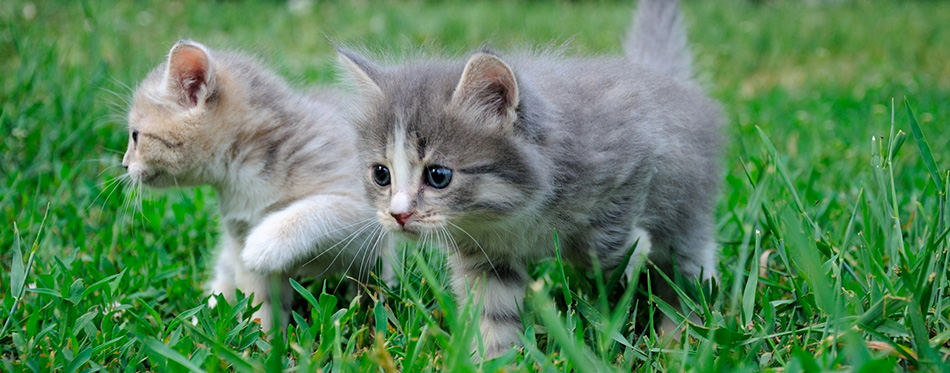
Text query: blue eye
372 165 391 186
425 166 452 189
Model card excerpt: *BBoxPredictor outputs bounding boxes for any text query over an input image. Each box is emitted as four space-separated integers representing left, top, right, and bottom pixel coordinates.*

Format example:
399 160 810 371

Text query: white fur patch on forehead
388 125 421 216
391 125 413 191
387 125 423 220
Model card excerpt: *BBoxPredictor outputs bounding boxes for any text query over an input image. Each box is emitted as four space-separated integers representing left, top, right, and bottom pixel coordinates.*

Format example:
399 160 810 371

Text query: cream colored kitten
122 40 388 330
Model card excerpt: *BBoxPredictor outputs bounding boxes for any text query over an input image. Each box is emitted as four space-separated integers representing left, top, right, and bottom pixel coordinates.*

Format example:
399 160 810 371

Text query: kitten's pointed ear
336 48 383 98
165 40 215 108
451 53 519 125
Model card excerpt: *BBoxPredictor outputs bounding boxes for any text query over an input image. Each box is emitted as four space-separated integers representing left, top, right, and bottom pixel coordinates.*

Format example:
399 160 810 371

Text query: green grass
2 0 949 371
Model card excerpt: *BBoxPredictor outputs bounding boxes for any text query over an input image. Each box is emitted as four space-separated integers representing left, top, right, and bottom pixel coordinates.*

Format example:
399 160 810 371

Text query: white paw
251 305 274 332
241 225 291 274
207 271 236 305
476 326 523 361
624 227 653 282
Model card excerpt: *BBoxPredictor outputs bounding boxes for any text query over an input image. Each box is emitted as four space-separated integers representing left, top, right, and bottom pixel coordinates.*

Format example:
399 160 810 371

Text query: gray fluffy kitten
337 0 721 359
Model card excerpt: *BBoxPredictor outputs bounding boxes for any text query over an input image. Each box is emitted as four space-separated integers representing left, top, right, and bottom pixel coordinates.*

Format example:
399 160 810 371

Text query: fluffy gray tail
624 0 694 84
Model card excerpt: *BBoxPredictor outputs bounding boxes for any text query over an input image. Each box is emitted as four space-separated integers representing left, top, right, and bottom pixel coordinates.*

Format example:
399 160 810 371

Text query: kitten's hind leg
649 266 705 343
241 194 373 275
210 234 291 331
233 266 294 332
648 229 718 341
449 253 528 361
619 227 653 282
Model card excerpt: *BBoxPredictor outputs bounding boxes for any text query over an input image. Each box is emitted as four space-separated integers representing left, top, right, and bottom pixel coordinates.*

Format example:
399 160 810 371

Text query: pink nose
391 212 412 226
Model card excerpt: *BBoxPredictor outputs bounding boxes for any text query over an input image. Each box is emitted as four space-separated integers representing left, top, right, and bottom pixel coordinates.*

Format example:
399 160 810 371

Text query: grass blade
741 230 762 326
290 277 319 308
756 126 820 237
1 205 49 340
9 223 23 302
904 97 945 193
64 346 93 373
187 327 262 372
143 337 205 373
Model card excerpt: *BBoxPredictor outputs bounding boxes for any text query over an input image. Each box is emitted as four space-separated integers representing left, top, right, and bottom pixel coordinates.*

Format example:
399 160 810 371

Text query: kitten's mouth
380 219 431 237
143 172 161 184
387 224 419 236
377 211 446 237
130 170 164 186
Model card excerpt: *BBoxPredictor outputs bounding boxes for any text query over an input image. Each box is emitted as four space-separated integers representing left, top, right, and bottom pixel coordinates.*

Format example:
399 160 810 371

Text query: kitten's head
338 49 545 237
122 40 220 188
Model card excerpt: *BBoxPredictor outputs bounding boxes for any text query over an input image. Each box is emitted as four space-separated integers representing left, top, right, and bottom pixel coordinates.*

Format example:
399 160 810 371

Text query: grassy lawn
2 0 949 371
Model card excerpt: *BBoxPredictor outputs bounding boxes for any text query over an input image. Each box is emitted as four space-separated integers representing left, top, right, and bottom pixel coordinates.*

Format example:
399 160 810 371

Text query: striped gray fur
467 259 528 286
483 310 522 325
122 40 389 331
338 0 719 360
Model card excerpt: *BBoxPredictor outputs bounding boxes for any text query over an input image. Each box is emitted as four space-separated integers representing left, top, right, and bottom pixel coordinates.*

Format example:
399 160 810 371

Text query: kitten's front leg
242 194 370 274
208 233 242 308
450 254 528 361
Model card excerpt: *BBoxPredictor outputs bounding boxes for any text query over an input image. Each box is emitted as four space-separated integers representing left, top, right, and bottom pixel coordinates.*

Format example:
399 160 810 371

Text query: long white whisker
88 175 125 210
347 224 380 284
447 220 497 278
171 176 188 203
102 148 125 156
362 225 389 284
95 164 125 179
439 225 460 286
310 217 380 245
335 224 382 288
440 225 462 287
301 218 379 269
360 225 387 284
135 179 149 224
120 177 138 226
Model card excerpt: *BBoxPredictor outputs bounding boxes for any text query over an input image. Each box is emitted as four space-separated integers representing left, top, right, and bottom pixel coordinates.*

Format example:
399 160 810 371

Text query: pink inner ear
455 54 519 118
169 46 209 107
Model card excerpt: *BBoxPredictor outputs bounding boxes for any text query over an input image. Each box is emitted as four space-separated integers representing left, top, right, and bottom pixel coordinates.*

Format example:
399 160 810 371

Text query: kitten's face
122 41 218 188
339 51 540 237
361 122 530 236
